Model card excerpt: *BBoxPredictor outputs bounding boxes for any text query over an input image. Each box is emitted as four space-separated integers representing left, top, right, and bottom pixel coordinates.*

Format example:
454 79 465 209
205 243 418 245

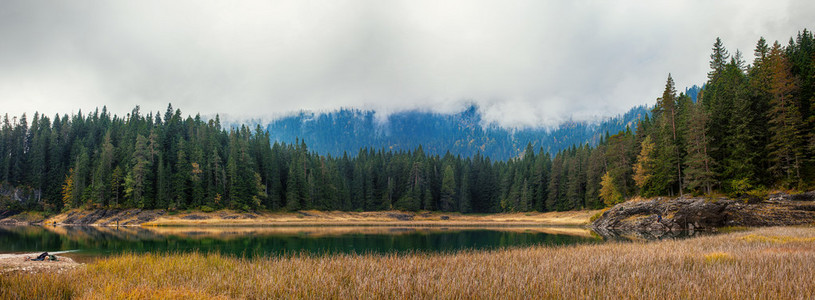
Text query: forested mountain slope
0 29 813 214
262 104 650 161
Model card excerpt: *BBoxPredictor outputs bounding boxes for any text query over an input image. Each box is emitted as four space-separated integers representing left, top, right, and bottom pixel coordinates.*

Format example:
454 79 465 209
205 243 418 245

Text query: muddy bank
591 191 815 239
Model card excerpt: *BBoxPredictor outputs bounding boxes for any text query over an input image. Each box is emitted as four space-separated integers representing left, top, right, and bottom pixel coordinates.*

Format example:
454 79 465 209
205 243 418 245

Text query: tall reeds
2 226 814 299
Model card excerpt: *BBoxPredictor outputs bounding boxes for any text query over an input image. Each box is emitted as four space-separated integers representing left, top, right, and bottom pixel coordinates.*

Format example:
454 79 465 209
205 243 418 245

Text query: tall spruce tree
766 41 805 187
683 100 716 194
440 164 456 212
748 37 774 185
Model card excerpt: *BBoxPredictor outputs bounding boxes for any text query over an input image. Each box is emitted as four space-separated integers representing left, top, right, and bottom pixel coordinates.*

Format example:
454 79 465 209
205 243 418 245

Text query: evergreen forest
1 30 814 213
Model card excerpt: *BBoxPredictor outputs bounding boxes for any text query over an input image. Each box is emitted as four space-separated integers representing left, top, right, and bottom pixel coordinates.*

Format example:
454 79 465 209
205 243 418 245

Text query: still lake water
0 225 602 262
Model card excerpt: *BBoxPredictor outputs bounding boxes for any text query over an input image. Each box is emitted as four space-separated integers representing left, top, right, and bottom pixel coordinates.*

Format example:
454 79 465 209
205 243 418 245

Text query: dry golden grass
2 226 814 299
739 233 815 244
624 196 651 203
140 209 600 227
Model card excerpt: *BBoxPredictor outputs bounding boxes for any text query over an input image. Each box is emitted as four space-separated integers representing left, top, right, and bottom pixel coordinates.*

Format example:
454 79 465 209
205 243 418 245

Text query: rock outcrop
591 191 815 239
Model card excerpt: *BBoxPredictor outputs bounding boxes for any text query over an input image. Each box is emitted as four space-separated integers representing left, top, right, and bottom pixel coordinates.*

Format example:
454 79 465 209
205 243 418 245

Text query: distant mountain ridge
263 104 651 161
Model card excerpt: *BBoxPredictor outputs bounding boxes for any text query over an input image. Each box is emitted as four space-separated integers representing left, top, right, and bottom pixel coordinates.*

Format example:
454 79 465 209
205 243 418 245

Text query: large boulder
591 191 815 239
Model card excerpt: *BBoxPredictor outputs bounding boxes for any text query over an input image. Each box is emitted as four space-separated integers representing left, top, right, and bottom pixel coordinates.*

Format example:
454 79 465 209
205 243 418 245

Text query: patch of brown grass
718 226 751 233
739 233 815 244
0 272 75 299
625 196 651 203
3 226 814 299
141 209 600 227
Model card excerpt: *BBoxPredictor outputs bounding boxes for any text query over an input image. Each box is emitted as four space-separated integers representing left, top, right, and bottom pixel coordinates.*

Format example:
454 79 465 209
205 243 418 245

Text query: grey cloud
0 0 812 128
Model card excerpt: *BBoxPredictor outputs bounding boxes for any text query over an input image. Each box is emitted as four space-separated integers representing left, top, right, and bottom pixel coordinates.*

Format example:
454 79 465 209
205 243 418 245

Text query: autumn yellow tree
633 135 655 192
600 171 623 206
61 168 75 210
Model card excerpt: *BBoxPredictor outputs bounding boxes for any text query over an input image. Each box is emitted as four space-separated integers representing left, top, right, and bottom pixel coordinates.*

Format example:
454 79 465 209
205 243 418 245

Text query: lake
0 225 602 262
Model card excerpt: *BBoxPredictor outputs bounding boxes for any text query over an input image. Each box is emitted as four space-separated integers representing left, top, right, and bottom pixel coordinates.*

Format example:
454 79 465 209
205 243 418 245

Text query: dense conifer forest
1 30 813 213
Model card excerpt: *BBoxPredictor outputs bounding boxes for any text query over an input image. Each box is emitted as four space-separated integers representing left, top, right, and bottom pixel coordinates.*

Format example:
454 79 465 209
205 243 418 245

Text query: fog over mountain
258 104 652 161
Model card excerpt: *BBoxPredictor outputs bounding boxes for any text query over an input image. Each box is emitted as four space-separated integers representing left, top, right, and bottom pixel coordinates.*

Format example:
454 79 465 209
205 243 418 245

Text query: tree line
1 29 813 213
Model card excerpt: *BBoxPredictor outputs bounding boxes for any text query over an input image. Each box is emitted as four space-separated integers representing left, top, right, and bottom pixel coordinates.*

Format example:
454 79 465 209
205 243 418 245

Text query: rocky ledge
591 191 815 239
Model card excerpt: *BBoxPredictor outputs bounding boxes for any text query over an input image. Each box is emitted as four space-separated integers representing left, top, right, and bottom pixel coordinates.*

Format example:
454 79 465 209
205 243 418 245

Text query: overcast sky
1 1 812 128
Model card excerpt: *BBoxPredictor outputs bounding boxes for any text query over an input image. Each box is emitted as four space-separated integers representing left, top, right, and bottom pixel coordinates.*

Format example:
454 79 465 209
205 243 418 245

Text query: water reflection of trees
1 225 604 259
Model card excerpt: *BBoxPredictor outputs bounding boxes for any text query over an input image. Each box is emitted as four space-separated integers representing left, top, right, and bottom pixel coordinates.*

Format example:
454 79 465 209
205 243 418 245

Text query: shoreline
1 209 600 227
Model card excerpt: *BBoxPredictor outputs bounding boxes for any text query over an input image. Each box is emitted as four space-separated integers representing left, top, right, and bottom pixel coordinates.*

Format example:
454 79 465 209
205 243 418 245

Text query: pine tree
226 134 239 208
584 145 605 209
651 74 683 196
565 147 586 209
532 151 550 212
459 166 472 213
286 155 306 211
74 147 91 208
110 166 124 208
92 132 114 208
546 154 563 211
208 145 225 208
748 37 774 185
155 153 169 209
28 114 49 208
125 134 152 208
604 131 634 199
719 58 756 190
0 114 9 183
440 164 456 212
704 38 734 182
683 101 716 194
766 41 805 187
709 37 730 81
173 139 190 209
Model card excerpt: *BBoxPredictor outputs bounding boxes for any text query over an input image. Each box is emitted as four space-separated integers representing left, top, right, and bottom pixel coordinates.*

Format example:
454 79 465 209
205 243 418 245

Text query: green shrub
728 178 752 197
200 205 215 213
589 208 609 222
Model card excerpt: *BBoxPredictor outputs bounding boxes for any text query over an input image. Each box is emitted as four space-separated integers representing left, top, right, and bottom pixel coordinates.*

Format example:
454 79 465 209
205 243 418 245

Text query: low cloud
0 0 811 128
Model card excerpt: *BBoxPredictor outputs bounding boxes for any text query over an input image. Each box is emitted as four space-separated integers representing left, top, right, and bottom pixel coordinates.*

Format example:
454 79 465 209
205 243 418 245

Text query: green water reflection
0 226 602 260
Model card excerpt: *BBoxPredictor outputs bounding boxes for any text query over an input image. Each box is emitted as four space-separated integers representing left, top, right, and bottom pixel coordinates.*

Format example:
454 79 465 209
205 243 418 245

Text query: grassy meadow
2 226 814 299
